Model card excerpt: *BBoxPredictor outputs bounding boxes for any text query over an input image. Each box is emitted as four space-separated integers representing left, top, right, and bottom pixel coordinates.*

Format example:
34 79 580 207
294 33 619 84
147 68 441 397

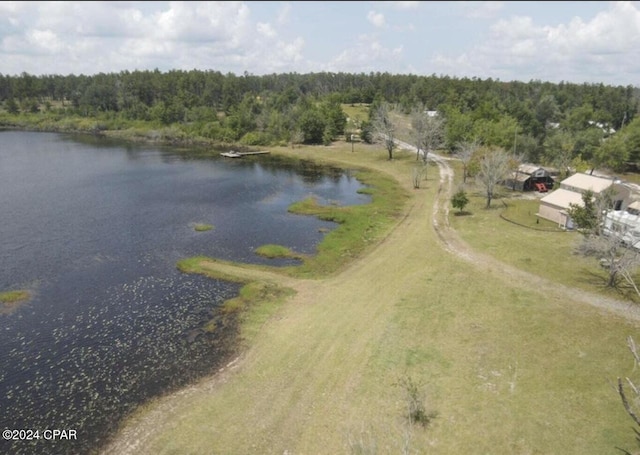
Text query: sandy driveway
403 139 640 323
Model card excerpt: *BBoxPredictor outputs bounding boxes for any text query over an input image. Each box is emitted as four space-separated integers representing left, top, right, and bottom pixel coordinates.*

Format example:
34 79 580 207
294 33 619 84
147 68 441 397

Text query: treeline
1 69 640 171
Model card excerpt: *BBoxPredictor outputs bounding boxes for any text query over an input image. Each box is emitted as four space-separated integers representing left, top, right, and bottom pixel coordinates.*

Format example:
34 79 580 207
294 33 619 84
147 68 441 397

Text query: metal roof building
537 173 632 228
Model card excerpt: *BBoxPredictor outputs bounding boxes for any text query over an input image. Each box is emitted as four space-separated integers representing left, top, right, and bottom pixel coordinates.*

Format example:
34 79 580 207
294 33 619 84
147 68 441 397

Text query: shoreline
1 129 406 455
98 144 411 454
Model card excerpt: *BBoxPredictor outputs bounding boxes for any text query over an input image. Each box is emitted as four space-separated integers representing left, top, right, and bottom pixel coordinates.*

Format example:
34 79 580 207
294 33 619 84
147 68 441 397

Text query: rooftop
540 188 585 208
560 173 617 194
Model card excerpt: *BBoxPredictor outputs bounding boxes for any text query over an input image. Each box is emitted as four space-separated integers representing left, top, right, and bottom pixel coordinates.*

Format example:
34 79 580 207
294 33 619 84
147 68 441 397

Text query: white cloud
394 1 420 10
0 1 311 75
367 10 386 28
461 1 505 19
0 1 27 14
548 1 640 55
257 22 277 39
27 29 63 53
1 1 639 86
327 33 403 73
432 1 640 84
277 2 292 25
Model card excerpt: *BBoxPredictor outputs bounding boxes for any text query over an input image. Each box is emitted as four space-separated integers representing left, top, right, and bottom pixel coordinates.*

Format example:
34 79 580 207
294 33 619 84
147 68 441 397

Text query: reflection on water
0 131 370 455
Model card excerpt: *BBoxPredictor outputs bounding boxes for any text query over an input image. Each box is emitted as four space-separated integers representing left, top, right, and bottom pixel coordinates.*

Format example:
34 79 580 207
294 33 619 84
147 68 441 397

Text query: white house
537 173 632 228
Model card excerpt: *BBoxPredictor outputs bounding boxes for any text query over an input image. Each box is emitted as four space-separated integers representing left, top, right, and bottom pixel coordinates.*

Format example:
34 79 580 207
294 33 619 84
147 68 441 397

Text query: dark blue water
0 131 369 455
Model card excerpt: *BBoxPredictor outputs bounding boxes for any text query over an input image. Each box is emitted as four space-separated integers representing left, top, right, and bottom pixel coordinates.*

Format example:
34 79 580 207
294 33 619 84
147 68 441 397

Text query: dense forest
2 69 640 173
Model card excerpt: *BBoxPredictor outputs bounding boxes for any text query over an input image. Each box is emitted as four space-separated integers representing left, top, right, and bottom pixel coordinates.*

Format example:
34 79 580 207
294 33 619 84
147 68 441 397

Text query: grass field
101 141 640 455
448 160 640 304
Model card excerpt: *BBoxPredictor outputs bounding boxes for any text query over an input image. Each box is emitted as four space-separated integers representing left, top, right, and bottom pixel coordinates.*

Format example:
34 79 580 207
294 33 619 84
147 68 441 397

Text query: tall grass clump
396 375 437 429
0 290 30 304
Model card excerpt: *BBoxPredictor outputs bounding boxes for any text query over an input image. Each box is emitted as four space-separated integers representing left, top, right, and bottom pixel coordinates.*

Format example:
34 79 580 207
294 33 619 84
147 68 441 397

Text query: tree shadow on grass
578 268 640 303
453 211 472 216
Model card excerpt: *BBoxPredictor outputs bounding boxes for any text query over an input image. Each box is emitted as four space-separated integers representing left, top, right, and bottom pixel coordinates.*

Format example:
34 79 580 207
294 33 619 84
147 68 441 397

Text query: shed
537 189 584 227
503 164 555 191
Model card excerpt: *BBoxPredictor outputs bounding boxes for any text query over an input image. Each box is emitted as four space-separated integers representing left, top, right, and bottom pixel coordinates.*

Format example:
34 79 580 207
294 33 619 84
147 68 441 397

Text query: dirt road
399 138 640 323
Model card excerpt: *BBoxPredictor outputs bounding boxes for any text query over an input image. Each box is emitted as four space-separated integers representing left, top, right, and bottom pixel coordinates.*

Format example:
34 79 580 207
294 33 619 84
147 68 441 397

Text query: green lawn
448 169 640 303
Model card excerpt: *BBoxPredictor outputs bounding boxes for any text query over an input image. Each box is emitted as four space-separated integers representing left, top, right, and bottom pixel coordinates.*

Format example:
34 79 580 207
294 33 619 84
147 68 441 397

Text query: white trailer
602 210 640 250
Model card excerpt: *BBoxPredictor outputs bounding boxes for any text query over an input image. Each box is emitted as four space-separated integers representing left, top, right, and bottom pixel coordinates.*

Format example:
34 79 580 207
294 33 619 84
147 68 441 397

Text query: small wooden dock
220 150 270 158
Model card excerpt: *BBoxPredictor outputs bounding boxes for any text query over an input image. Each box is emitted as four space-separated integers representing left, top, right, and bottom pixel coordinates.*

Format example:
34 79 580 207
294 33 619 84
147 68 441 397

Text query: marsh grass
218 281 295 341
284 167 409 278
177 257 294 344
0 290 30 304
193 223 214 232
176 256 245 283
0 290 30 315
254 244 303 259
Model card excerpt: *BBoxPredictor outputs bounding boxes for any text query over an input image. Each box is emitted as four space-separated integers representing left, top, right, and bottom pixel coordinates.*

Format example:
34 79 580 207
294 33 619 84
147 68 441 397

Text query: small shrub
396 375 437 428
451 188 470 213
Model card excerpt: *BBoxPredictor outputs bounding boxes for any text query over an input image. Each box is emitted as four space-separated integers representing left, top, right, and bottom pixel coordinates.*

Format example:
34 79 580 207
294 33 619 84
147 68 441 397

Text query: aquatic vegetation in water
193 223 214 232
254 244 304 259
0 290 30 315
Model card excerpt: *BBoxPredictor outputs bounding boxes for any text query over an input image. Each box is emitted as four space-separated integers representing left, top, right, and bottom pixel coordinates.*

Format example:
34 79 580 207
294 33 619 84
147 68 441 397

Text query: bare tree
411 165 427 189
566 186 640 292
410 110 445 186
478 148 511 208
575 230 640 290
617 336 640 455
411 108 428 161
371 102 396 160
455 140 480 184
411 109 445 163
421 114 445 163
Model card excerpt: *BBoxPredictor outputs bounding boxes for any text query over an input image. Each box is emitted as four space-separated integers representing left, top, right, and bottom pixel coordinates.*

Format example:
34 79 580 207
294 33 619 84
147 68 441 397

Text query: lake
0 131 369 455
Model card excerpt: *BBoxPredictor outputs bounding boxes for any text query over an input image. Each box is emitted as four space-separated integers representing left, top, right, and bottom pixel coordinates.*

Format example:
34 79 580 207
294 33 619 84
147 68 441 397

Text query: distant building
587 120 616 135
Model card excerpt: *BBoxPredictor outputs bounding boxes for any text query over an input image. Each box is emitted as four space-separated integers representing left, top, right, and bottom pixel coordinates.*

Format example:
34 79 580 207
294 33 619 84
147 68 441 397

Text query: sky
1 1 640 87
